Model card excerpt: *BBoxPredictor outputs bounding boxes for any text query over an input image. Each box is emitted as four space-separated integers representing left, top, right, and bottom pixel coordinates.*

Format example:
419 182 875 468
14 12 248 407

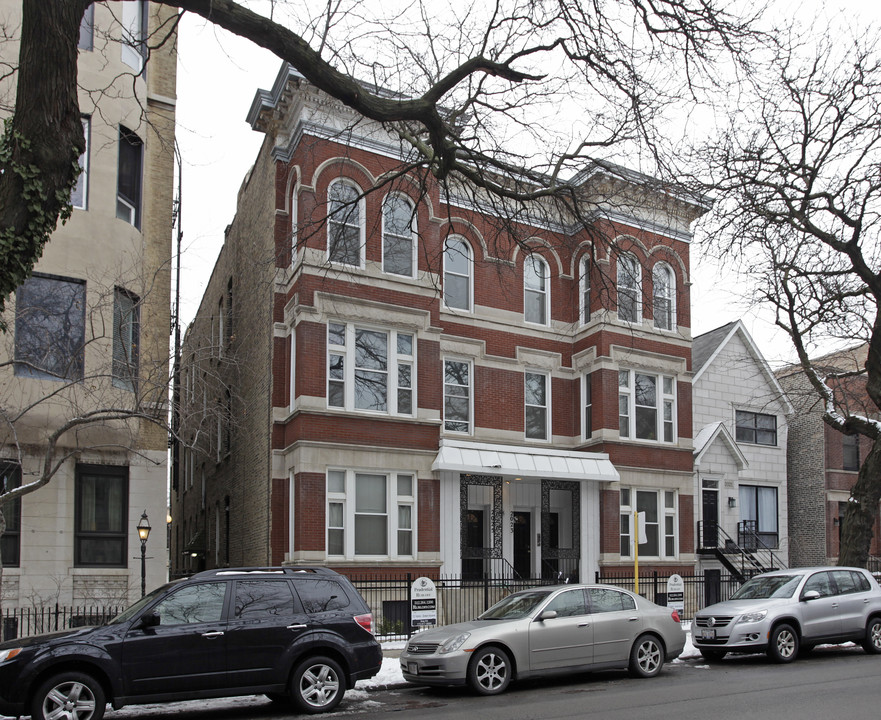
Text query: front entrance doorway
512 511 532 578
702 487 719 548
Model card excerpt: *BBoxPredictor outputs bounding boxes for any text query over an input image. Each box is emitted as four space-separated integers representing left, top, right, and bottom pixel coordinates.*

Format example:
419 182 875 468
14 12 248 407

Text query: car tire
629 634 665 678
767 623 799 663
290 655 346 714
30 671 106 720
699 649 726 662
467 645 512 696
862 617 881 654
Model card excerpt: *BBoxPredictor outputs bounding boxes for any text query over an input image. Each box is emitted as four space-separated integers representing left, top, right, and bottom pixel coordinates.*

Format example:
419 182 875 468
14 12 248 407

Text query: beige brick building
0 2 176 608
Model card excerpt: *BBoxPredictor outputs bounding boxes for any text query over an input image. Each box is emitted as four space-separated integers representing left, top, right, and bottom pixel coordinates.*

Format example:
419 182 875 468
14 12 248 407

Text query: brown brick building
778 344 880 567
170 64 706 581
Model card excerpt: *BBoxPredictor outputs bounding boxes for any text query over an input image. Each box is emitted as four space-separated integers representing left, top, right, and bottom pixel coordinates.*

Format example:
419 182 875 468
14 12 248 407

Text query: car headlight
0 648 21 662
438 632 471 654
736 610 768 624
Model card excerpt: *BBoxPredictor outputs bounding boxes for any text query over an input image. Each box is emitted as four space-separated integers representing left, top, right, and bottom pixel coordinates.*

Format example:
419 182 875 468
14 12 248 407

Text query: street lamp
137 511 152 597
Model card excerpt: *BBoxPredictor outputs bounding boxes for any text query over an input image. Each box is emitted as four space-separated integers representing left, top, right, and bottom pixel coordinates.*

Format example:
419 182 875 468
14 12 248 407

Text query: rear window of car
589 588 636 613
295 578 351 613
235 580 301 618
852 571 872 592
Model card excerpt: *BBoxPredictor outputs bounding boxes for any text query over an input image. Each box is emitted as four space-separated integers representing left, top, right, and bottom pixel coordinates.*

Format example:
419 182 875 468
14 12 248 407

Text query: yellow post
634 510 639 596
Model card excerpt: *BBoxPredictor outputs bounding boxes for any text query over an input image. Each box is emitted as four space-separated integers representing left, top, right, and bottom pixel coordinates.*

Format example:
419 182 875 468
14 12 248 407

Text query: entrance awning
432 439 619 483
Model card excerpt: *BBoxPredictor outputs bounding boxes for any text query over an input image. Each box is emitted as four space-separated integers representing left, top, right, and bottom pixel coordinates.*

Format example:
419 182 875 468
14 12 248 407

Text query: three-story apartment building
171 63 705 582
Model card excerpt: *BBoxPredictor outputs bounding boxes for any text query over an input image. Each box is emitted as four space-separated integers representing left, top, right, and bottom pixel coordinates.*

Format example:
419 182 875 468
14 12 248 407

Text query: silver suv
692 566 881 663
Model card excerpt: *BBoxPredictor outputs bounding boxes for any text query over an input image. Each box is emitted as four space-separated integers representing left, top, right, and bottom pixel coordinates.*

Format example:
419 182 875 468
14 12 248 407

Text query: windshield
478 590 552 620
729 574 802 600
106 582 178 625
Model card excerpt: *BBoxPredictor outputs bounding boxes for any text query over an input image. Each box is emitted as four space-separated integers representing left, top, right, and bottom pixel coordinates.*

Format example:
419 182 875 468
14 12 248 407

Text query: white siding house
692 322 793 581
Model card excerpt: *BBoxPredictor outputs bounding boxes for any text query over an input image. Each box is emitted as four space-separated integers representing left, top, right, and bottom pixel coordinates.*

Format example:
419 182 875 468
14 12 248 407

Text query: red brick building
778 344 881 568
170 64 706 581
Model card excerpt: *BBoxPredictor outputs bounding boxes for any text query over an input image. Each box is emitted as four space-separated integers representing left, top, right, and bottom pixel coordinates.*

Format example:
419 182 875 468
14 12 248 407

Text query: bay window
619 369 676 442
619 488 677 559
326 470 416 559
327 322 414 415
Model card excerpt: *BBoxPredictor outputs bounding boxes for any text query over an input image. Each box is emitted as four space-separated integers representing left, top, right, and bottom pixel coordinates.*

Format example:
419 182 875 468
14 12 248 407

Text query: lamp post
137 511 152 597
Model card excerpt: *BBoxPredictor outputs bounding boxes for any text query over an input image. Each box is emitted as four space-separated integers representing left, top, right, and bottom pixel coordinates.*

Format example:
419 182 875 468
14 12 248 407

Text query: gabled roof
692 320 794 415
693 421 749 470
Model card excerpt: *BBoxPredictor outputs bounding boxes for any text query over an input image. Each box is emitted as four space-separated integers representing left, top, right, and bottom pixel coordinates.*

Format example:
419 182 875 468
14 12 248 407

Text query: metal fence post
406 573 412 640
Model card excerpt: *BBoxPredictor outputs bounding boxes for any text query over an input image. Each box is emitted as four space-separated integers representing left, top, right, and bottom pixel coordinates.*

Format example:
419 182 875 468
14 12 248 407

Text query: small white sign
411 576 437 627
666 573 685 613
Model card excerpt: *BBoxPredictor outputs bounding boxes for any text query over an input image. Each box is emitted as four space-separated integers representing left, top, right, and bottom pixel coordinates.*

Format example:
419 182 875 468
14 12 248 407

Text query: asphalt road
108 645 881 720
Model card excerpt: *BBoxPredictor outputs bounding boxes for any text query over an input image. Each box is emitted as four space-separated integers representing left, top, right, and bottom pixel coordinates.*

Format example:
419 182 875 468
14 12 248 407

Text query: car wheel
290 655 346 714
629 634 664 678
862 617 881 654
699 649 726 662
467 645 512 696
30 671 106 720
767 623 799 663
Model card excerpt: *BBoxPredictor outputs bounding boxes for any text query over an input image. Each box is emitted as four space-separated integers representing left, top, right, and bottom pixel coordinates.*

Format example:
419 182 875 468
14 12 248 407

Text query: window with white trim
289 330 296 411
652 263 675 330
121 0 148 72
619 369 676 442
524 255 549 325
525 371 549 440
327 323 414 415
443 236 472 311
580 255 591 325
382 194 416 277
583 372 592 440
326 470 416 558
619 488 677 558
71 117 90 210
117 126 143 228
617 254 641 323
327 180 363 266
444 359 472 433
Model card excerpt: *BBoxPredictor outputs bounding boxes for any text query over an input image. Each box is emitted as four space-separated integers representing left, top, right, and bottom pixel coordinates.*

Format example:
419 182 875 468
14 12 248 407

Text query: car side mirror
801 590 821 601
138 611 161 629
539 610 558 621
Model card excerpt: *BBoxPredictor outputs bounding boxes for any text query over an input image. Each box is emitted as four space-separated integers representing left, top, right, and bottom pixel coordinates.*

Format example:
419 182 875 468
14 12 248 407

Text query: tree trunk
839 437 881 567
0 0 88 313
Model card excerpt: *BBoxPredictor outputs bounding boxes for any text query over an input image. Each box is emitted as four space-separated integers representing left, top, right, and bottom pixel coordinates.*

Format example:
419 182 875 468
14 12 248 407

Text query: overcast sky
173 0 881 366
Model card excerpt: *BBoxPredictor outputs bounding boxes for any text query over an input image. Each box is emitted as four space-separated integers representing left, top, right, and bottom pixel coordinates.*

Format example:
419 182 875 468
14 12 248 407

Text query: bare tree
694 35 881 566
0 0 758 316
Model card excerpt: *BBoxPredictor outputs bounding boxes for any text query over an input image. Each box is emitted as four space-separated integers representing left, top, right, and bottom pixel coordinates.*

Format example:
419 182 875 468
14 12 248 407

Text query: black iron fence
595 571 743 620
1 604 124 642
350 570 745 640
0 570 747 644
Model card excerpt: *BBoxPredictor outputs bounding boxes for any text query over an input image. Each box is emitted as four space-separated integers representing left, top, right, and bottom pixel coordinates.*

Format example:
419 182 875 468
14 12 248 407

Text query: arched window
617 254 641 323
290 184 299 266
580 254 591 325
327 180 363 266
382 194 416 277
524 254 549 325
652 263 675 330
443 236 472 311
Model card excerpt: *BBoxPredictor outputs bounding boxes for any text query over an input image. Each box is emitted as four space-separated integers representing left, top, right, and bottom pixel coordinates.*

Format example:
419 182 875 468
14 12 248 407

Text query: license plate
408 662 418 675
700 629 716 640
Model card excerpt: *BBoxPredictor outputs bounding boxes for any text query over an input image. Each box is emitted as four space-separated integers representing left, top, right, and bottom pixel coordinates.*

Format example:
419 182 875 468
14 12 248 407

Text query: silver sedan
400 584 685 695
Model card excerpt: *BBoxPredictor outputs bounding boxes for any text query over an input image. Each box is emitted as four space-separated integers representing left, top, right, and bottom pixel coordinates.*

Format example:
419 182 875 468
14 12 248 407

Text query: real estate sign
411 576 437 627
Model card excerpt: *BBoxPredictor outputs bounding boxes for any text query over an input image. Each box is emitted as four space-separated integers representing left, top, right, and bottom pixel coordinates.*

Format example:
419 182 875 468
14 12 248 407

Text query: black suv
0 567 382 720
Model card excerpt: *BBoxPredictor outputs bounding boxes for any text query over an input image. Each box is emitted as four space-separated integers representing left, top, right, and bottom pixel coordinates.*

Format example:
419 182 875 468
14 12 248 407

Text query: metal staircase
697 521 787 583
